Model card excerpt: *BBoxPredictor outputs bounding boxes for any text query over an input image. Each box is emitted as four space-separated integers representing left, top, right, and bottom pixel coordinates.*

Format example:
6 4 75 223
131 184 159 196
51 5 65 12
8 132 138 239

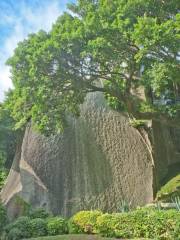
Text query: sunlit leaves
5 0 180 134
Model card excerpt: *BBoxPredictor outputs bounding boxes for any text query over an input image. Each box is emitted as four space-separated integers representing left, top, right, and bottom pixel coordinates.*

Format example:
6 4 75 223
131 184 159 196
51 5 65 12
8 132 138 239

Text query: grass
28 235 149 240
157 174 180 201
28 235 117 240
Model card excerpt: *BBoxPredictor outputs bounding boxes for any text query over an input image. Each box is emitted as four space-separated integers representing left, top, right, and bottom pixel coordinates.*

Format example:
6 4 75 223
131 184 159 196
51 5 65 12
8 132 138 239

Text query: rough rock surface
1 92 179 217
152 122 180 186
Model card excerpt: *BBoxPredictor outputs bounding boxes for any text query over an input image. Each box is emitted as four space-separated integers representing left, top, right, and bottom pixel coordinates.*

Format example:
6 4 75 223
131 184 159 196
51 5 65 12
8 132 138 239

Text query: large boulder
1 92 179 217
152 121 180 186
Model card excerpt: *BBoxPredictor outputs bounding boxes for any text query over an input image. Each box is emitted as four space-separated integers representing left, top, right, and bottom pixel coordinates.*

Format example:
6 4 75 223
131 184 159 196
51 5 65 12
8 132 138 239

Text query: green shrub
68 210 102 234
4 216 47 239
29 218 47 237
95 213 122 238
0 203 8 234
47 217 68 236
96 208 180 239
5 216 32 239
7 228 23 240
0 170 7 191
28 208 50 219
129 119 147 128
143 209 180 239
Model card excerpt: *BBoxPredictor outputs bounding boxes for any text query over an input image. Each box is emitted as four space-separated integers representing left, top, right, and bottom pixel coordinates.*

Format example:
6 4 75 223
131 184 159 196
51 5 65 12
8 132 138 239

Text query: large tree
5 0 180 134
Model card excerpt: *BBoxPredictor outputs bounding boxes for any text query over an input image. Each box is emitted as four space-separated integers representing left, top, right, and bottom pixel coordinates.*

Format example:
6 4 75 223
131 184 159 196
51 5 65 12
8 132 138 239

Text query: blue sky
0 0 75 102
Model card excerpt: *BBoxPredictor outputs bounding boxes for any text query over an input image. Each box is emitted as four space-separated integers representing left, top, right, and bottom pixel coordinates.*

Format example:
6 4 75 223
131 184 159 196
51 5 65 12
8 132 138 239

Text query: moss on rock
156 174 180 202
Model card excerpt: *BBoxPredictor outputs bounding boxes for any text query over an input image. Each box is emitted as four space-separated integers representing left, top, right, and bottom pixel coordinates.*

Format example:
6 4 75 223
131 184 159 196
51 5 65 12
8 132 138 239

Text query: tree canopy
4 0 180 135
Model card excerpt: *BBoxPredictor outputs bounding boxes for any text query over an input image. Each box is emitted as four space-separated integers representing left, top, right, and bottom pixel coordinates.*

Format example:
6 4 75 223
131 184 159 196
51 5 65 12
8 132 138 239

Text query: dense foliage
97 209 180 239
29 218 47 237
28 208 51 219
68 209 180 240
1 207 179 240
68 210 102 234
0 203 8 235
47 217 68 236
0 105 19 190
0 105 16 165
3 0 179 135
3 215 67 240
5 216 32 239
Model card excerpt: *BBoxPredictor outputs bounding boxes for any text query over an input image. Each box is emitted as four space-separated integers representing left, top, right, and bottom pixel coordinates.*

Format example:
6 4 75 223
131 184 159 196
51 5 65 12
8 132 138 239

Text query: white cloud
0 0 63 102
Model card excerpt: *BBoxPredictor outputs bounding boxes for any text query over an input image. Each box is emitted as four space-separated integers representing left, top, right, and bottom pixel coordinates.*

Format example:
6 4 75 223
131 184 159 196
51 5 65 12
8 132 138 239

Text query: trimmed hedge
2 208 179 239
67 209 180 239
7 227 22 240
4 216 32 239
96 209 180 239
3 215 67 239
30 218 47 237
68 210 102 234
47 217 68 236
